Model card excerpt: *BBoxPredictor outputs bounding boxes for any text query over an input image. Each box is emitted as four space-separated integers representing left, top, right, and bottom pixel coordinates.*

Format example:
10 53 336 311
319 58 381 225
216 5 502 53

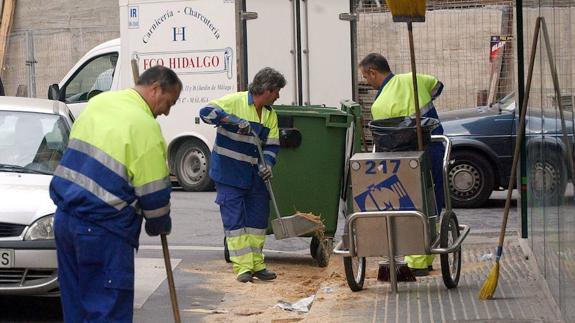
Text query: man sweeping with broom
200 67 286 283
359 53 445 278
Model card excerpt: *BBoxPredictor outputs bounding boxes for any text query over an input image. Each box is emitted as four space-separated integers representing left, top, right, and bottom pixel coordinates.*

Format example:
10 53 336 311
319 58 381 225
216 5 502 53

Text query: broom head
479 262 499 300
385 0 426 23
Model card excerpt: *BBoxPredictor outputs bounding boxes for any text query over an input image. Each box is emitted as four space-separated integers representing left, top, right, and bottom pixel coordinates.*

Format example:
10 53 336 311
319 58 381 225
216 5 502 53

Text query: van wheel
174 140 213 191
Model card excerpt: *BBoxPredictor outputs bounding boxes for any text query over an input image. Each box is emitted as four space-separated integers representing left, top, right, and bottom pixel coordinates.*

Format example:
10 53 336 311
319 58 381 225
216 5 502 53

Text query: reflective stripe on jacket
199 91 280 189
49 89 171 247
371 73 443 120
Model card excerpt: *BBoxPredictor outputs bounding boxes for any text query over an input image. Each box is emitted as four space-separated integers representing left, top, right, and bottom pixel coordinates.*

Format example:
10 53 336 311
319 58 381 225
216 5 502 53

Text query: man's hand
226 115 252 135
145 216 172 236
237 119 251 135
258 163 272 180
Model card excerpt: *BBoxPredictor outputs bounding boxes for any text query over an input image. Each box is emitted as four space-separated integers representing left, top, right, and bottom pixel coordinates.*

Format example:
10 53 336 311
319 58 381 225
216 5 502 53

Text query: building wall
2 0 119 97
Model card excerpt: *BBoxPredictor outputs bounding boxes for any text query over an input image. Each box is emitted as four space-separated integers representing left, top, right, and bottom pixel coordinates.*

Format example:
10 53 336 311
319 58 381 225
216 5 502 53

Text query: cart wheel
343 256 366 291
310 236 319 259
440 211 461 289
312 238 332 268
224 237 231 263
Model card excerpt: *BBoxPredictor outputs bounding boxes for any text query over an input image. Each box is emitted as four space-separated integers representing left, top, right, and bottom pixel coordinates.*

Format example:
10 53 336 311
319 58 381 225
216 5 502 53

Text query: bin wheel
440 211 461 289
343 256 366 291
310 236 320 259
311 237 332 267
224 237 231 263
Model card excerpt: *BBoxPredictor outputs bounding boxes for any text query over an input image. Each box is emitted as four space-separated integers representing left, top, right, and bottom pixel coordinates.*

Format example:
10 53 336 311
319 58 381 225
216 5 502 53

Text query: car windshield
0 110 69 174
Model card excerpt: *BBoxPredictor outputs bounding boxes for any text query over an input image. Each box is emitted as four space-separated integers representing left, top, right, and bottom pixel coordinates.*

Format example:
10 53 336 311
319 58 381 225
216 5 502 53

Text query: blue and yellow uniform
50 89 171 322
372 72 444 270
200 91 279 277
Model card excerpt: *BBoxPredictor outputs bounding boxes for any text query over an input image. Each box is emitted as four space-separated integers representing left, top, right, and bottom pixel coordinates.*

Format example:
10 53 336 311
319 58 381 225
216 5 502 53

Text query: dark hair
136 65 182 91
359 53 391 74
248 67 286 95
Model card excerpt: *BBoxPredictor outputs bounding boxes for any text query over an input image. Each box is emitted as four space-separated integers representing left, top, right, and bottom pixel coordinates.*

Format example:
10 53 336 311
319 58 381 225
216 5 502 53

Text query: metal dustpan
271 211 324 240
252 131 324 240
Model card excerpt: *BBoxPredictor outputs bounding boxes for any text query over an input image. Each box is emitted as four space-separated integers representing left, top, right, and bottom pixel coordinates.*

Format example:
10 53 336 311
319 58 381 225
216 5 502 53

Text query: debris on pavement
275 295 316 313
183 308 229 314
480 253 493 261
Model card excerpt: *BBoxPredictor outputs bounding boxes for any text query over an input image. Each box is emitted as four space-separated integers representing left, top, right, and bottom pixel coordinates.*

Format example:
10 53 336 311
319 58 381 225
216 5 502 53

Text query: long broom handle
496 17 541 257
252 131 286 232
161 234 181 323
540 18 575 193
130 60 180 323
407 21 424 151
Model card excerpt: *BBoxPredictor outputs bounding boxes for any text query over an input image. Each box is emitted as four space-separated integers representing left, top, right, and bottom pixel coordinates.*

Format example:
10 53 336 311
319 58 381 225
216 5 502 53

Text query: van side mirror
48 84 61 101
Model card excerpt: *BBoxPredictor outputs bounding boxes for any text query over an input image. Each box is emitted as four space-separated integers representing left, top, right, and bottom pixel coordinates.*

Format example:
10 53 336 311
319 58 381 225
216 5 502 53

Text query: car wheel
448 151 495 208
529 151 567 206
174 140 213 191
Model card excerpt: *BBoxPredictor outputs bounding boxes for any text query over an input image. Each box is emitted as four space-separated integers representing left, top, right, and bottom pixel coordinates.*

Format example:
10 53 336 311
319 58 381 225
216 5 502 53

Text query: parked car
0 97 73 295
441 93 572 208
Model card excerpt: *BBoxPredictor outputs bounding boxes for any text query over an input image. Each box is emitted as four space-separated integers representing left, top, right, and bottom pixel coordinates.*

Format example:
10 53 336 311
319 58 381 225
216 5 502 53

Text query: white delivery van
48 0 353 191
48 0 238 191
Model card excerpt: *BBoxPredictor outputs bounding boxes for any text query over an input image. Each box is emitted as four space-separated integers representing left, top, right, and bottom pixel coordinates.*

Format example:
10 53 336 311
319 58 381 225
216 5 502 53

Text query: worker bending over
360 53 445 277
50 66 182 322
200 67 286 283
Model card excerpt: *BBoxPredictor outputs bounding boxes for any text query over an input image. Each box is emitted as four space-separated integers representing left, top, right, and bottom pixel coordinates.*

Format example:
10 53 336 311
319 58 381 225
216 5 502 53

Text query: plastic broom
479 17 541 301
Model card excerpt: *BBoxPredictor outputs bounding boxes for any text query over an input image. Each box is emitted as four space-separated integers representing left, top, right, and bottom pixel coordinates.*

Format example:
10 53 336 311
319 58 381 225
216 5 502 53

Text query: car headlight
24 214 55 240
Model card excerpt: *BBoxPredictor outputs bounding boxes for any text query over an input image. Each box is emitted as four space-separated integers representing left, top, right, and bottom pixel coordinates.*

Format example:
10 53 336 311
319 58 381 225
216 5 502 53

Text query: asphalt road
0 189 520 322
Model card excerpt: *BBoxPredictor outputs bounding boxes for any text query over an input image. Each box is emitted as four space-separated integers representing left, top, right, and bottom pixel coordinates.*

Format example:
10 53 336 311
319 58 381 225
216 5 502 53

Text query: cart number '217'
365 160 400 174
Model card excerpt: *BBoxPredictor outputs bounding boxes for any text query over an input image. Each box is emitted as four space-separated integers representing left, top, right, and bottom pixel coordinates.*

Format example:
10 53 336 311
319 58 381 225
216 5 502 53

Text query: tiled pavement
307 238 563 322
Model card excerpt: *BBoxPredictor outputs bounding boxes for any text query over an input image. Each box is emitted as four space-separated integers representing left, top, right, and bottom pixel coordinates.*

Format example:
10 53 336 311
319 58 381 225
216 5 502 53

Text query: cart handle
431 135 452 213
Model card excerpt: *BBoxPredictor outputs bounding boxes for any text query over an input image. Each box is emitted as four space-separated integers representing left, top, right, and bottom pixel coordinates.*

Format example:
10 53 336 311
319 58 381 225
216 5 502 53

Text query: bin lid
274 105 353 128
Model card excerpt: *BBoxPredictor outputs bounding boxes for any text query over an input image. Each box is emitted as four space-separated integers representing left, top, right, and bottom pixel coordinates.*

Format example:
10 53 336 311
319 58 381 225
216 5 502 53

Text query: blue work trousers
54 210 135 323
215 177 270 274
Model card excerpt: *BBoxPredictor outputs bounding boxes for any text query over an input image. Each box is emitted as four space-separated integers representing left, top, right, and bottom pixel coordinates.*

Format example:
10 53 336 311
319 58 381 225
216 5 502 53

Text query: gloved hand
145 215 172 236
236 119 252 135
258 163 272 181
226 115 251 135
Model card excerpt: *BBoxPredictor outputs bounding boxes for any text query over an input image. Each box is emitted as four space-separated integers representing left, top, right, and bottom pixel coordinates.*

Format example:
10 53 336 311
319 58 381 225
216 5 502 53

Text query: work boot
410 267 429 277
236 272 253 283
253 269 277 281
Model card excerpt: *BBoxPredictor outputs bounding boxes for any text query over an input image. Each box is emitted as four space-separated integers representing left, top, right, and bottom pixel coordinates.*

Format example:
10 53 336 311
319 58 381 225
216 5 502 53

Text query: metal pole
515 0 528 239
407 22 424 150
161 234 181 323
25 31 37 98
386 217 398 293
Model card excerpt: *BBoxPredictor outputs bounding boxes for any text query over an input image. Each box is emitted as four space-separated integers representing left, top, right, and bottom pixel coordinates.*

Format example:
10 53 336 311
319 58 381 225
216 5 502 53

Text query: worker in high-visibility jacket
200 67 286 283
49 66 182 322
360 53 445 277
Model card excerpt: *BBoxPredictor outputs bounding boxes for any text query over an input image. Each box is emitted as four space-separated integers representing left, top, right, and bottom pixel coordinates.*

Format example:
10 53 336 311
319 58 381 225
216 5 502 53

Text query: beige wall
2 0 119 97
357 6 516 113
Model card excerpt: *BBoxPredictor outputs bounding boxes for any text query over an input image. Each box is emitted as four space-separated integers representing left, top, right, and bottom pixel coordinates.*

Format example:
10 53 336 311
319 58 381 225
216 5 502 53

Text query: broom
479 17 540 300
378 257 416 282
375 0 426 284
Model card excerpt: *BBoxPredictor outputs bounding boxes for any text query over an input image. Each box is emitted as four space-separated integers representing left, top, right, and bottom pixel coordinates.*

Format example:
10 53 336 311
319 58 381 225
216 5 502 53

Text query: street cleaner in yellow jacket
360 53 445 277
200 67 286 283
50 66 182 322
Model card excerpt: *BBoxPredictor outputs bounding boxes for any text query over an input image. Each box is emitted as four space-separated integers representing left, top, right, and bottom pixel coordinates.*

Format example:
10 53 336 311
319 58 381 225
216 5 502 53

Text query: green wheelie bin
270 101 363 266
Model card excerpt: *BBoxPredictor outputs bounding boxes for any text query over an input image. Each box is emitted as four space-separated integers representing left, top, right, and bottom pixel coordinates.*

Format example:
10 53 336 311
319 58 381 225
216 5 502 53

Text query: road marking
138 244 309 255
134 258 181 309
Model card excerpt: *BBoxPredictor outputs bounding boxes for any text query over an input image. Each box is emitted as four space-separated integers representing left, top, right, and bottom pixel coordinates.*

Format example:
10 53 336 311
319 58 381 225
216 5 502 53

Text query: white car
0 96 73 295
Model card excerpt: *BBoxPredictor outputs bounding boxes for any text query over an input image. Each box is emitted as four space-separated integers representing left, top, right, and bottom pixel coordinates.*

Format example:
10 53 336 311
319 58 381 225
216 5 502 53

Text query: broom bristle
479 262 500 300
377 263 417 282
377 264 390 282
396 264 417 282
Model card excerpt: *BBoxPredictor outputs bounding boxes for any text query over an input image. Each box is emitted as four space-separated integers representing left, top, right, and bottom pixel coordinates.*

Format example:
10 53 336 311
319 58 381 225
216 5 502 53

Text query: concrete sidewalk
306 238 563 323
